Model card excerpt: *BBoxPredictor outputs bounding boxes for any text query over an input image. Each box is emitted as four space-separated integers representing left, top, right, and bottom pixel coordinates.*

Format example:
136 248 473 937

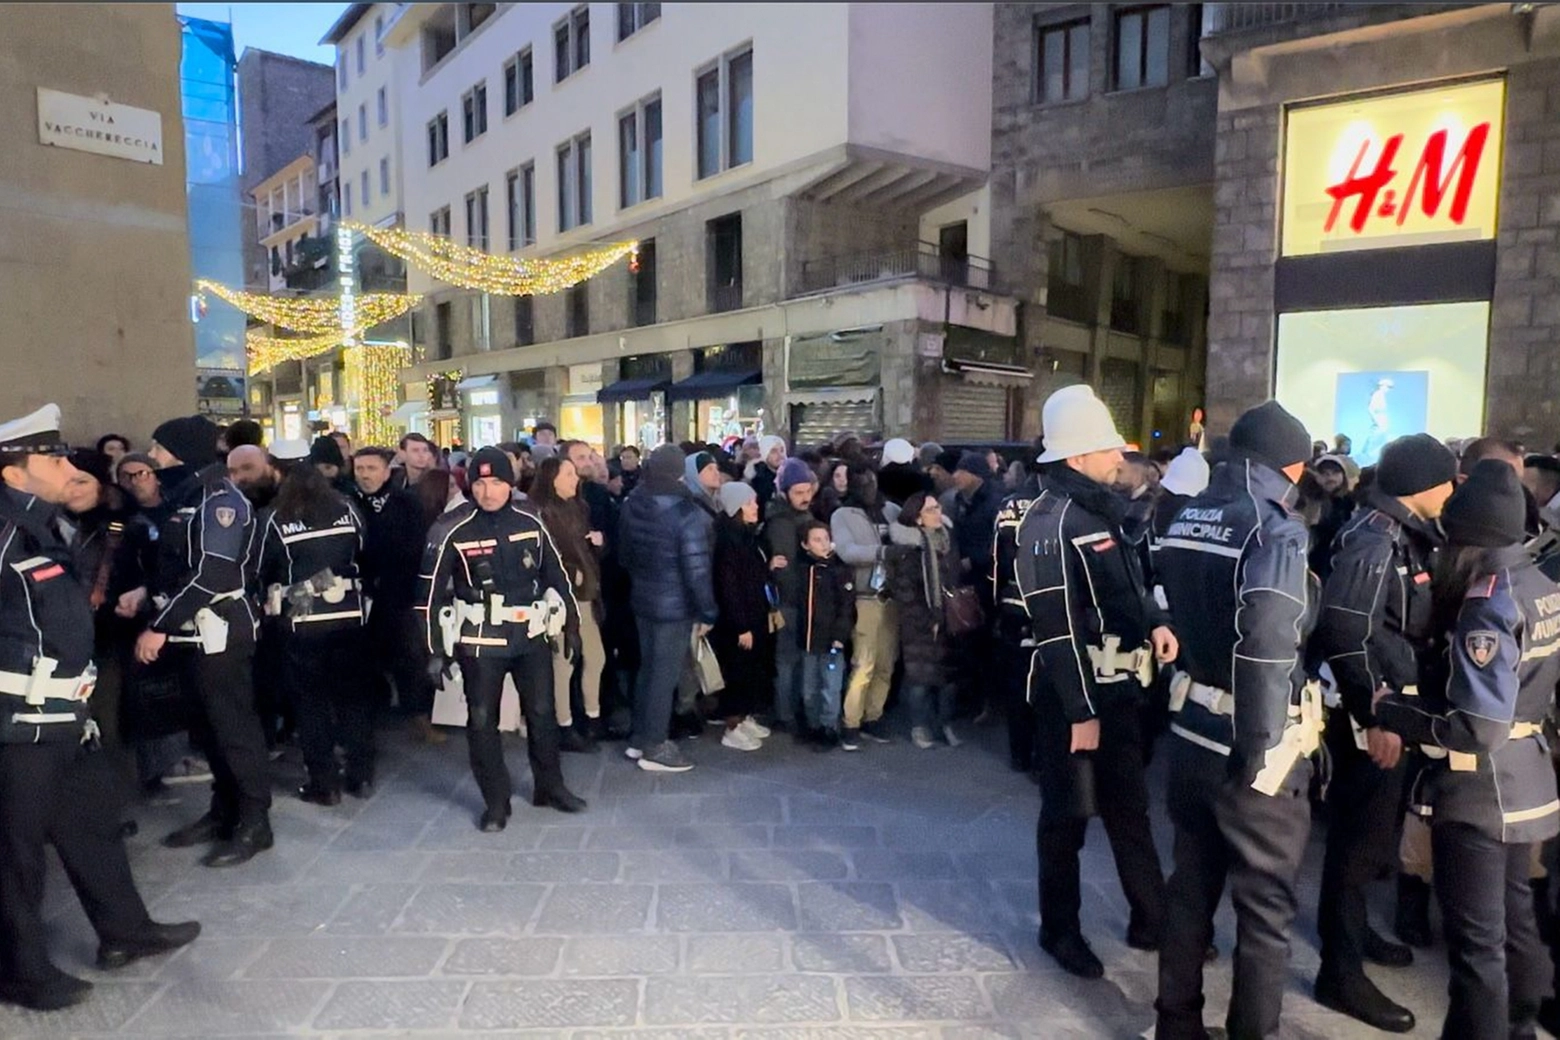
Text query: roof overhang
791 145 987 215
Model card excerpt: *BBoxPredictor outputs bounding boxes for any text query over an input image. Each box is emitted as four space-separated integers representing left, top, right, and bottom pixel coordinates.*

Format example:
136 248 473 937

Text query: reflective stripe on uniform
1170 722 1231 756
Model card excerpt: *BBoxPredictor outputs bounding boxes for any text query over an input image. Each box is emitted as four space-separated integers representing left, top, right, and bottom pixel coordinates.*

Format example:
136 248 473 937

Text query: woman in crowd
413 468 465 529
814 461 850 524
684 450 723 518
710 482 773 751
886 490 960 749
831 464 900 749
529 456 604 751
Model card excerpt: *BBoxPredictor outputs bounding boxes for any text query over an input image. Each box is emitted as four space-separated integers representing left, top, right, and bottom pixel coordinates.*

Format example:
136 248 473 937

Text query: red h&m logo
1323 122 1492 235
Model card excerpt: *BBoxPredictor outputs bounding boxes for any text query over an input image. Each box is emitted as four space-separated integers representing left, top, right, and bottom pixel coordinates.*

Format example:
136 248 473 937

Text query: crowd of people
7 390 1560 1040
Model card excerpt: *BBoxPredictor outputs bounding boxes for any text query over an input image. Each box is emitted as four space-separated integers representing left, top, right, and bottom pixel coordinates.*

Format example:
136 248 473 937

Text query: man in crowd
396 432 439 488
532 422 558 450
226 444 282 510
0 405 199 1011
310 435 357 497
116 452 166 520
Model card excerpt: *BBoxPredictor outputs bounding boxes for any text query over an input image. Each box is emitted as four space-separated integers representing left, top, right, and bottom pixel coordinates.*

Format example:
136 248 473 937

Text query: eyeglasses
120 469 153 482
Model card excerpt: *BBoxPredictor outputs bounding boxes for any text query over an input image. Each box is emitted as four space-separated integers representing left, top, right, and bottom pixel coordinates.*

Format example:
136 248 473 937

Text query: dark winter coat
878 462 931 508
798 552 855 653
763 494 813 608
712 514 771 642
618 483 718 625
948 476 1004 584
355 485 428 612
750 462 779 522
886 520 956 687
532 495 602 604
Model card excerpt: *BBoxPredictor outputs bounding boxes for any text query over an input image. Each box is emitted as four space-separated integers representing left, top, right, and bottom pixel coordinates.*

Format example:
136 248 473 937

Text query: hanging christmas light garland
244 329 349 374
196 280 421 335
344 222 637 296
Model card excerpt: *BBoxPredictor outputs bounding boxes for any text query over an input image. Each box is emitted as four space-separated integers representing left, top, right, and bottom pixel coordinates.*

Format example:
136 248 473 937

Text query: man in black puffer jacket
618 445 718 773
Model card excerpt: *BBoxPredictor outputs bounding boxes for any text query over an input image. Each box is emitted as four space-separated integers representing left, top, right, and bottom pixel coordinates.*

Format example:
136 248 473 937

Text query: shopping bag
430 662 526 733
690 633 725 696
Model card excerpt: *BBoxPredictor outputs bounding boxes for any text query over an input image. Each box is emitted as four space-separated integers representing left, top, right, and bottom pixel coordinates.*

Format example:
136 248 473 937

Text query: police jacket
418 500 578 658
619 483 718 625
257 495 368 636
1157 456 1318 776
1377 545 1560 844
355 485 428 613
0 487 94 742
1014 465 1167 723
149 465 258 637
993 475 1043 640
1312 489 1440 730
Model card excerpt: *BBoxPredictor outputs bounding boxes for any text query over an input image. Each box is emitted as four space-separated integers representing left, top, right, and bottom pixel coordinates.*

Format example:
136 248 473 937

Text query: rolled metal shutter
790 398 880 448
938 380 1008 442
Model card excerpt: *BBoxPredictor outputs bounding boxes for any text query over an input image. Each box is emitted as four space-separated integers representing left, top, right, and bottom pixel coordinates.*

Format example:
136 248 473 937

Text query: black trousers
1034 686 1165 940
372 606 435 716
459 651 562 812
0 741 151 984
1001 640 1038 770
1317 718 1408 975
173 624 271 827
1433 822 1548 1040
1156 736 1312 1040
284 627 375 790
253 618 288 747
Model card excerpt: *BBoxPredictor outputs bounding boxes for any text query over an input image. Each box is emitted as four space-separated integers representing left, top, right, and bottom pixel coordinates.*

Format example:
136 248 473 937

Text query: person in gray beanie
710 482 773 750
1308 432 1456 1033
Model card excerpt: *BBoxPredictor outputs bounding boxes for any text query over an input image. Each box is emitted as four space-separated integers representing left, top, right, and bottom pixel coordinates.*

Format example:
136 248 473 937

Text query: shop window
566 283 590 338
1113 5 1170 91
633 239 657 327
707 213 742 313
1035 17 1090 104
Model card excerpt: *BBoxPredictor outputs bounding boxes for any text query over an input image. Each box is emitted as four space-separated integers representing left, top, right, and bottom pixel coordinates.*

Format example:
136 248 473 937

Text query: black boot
298 783 342 807
1363 924 1413 967
1394 875 1434 948
161 811 229 849
558 726 596 754
201 819 274 868
97 920 202 969
1039 931 1104 979
479 802 511 832
1314 968 1415 1033
532 787 587 813
0 968 92 1011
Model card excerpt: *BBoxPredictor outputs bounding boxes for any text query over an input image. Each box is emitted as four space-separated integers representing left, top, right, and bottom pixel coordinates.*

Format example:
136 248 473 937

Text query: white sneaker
722 727 762 752
624 746 643 761
164 757 214 785
942 725 962 748
739 717 771 740
911 727 936 750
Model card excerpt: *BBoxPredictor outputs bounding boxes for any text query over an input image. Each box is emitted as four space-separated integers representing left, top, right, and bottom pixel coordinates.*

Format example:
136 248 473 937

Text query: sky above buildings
176 2 346 65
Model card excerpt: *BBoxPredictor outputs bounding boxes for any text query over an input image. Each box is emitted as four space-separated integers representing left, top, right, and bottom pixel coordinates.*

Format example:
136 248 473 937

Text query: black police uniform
151 466 270 845
356 483 435 719
0 485 163 1006
1377 545 1560 1040
1013 464 1167 960
1312 490 1439 1004
993 473 1042 772
1154 456 1320 1040
257 495 372 798
418 497 580 824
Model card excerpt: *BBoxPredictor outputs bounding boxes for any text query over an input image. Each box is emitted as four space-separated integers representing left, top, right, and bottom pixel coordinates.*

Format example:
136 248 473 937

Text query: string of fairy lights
198 226 638 444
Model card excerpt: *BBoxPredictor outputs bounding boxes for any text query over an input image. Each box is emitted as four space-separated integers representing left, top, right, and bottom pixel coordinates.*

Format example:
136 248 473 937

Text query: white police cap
0 404 67 456
268 439 312 462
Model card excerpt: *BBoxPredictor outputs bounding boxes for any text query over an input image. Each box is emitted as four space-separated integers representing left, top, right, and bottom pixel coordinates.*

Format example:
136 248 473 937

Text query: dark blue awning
596 377 670 404
664 369 762 403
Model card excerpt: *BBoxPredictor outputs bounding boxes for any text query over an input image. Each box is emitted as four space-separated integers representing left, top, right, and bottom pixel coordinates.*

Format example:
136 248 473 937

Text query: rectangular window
358 103 367 142
344 182 353 216
617 94 663 209
465 186 490 249
618 111 639 210
462 81 488 142
1046 231 1089 323
435 301 453 360
341 118 351 156
707 213 743 313
506 163 536 248
356 34 366 75
430 205 452 237
557 134 592 230
617 2 660 42
577 133 592 226
1111 255 1141 333
632 238 656 326
1036 19 1090 103
1187 4 1212 77
514 295 534 346
566 283 589 338
503 48 534 115
379 156 391 195
377 87 388 127
555 5 590 82
1114 5 1171 90
337 55 347 89
428 111 450 166
360 169 370 207
375 14 384 55
696 47 753 180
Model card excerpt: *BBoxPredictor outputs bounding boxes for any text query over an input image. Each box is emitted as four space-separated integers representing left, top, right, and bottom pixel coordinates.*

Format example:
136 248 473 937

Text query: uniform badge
214 507 236 528
1465 630 1500 668
522 551 535 570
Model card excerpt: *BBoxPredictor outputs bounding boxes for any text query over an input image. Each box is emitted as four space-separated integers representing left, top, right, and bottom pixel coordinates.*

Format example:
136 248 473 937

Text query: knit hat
1442 459 1527 548
309 435 345 468
718 481 757 516
955 451 989 477
758 435 786 463
778 457 818 492
1160 447 1210 498
934 450 961 475
1228 401 1312 474
643 444 686 494
918 442 944 468
66 449 112 487
468 446 515 485
881 438 914 466
1037 386 1127 463
1375 434 1458 497
151 416 220 469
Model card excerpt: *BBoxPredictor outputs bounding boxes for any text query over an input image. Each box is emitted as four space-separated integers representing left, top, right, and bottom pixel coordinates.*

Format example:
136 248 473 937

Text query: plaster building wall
0 3 195 443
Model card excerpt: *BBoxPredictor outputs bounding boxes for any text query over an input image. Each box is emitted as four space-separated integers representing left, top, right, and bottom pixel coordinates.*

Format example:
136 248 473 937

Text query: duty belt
1421 721 1544 772
0 662 96 705
161 589 246 643
1085 635 1155 688
1167 673 1326 796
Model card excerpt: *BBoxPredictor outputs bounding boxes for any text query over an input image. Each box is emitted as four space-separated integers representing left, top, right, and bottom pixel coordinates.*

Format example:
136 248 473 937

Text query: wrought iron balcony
795 242 994 298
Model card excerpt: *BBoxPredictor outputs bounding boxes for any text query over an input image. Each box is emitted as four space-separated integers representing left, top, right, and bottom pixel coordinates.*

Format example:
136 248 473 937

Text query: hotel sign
1282 79 1504 256
37 88 163 165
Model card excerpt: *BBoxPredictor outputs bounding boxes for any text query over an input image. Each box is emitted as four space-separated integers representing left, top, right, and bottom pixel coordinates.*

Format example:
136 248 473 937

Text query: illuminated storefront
560 363 605 452
596 354 671 450
667 342 766 447
1272 78 1503 451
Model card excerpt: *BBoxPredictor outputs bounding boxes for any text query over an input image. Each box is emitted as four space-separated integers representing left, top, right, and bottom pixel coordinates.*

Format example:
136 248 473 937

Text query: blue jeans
773 606 803 725
633 620 690 749
905 683 956 731
800 651 845 735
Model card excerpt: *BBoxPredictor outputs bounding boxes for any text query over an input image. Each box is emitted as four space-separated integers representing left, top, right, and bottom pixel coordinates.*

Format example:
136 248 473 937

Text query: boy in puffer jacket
796 521 856 750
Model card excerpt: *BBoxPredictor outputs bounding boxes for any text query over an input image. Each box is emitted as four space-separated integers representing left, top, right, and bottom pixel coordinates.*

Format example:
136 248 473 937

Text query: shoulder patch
213 506 237 528
1465 630 1500 668
1466 574 1498 600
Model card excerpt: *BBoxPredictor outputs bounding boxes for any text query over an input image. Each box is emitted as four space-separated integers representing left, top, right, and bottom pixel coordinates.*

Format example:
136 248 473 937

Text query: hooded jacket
886 519 955 687
619 463 718 625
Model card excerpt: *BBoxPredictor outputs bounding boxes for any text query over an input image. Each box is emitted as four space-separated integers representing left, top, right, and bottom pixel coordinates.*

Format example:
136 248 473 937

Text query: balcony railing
1202 3 1351 34
708 281 744 314
795 242 994 297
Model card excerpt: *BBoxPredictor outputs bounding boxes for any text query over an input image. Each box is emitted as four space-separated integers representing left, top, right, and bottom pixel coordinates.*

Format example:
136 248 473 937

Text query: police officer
133 415 272 868
0 405 198 1010
1153 400 1322 1040
257 460 373 805
1376 460 1560 1040
1311 434 1456 1033
418 447 586 830
992 440 1043 775
1015 386 1176 978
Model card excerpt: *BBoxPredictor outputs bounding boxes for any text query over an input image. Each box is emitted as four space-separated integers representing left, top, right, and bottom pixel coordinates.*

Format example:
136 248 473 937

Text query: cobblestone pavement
0 715 1500 1038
